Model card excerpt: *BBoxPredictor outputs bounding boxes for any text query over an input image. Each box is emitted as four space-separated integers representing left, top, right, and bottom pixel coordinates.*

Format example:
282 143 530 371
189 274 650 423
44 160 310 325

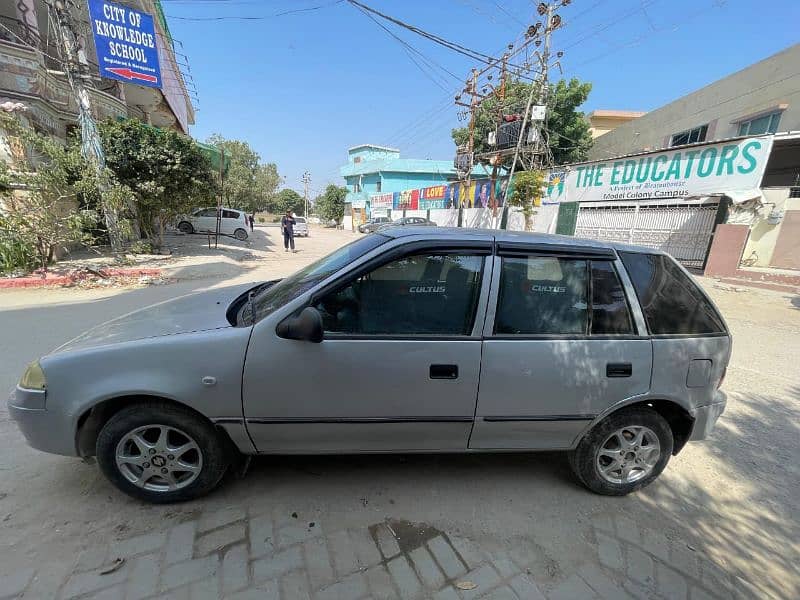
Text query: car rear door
242 240 493 452
219 209 239 235
470 244 653 450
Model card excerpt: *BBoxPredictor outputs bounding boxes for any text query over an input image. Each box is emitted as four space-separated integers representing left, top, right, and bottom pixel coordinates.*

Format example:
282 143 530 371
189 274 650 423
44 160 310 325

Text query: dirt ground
0 227 798 599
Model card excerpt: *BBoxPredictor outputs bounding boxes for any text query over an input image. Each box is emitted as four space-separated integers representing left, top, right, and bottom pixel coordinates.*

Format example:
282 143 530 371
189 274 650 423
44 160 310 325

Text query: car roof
377 226 665 255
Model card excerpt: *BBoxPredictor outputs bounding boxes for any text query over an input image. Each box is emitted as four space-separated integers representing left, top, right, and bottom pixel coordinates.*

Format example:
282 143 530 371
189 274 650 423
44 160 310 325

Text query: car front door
242 242 492 452
470 246 653 450
194 208 216 232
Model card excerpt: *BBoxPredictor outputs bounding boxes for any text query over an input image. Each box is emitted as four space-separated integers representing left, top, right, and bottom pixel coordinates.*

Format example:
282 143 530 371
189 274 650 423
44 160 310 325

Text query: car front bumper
7 386 77 456
688 390 727 441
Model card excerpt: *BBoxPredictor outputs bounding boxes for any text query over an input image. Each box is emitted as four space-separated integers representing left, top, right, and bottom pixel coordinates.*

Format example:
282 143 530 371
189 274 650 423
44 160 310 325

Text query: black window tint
316 254 484 335
591 261 634 334
495 257 588 334
619 252 725 335
222 209 239 219
197 209 216 217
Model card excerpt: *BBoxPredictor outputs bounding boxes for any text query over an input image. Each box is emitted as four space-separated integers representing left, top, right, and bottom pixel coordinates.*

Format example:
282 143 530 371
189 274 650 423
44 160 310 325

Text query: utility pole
505 0 566 230
48 0 122 251
488 52 509 219
507 3 552 184
302 171 311 217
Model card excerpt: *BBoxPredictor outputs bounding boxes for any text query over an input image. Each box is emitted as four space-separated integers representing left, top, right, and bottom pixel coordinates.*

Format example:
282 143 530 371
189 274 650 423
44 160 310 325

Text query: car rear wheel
569 407 673 496
234 228 248 241
177 221 194 234
96 403 229 503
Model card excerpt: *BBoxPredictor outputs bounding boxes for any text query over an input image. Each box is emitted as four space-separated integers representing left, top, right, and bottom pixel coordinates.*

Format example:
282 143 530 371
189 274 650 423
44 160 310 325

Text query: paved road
0 233 798 599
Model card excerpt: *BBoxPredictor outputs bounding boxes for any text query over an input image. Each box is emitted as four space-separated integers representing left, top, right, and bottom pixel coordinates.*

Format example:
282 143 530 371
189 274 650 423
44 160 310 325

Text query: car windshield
240 233 388 325
295 217 306 223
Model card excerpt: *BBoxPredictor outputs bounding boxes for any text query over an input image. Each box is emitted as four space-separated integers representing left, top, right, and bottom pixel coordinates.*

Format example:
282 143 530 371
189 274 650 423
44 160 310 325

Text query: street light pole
302 171 311 217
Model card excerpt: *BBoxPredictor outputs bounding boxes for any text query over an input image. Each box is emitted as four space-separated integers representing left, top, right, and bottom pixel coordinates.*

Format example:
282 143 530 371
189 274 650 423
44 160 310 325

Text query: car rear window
494 257 634 335
618 252 726 335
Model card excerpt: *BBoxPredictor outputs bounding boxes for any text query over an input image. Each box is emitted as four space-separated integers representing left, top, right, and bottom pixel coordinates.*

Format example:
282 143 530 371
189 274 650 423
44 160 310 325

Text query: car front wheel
177 221 194 234
569 407 673 496
96 403 230 503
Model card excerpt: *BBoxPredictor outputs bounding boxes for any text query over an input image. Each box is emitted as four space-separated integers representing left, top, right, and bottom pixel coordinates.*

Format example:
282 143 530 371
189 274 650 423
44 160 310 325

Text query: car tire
96 402 230 503
177 221 194 234
569 407 673 496
234 228 248 241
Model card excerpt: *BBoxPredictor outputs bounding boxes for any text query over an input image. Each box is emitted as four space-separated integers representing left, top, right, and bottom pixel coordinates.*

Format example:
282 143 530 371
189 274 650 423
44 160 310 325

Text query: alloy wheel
596 425 661 484
115 425 203 493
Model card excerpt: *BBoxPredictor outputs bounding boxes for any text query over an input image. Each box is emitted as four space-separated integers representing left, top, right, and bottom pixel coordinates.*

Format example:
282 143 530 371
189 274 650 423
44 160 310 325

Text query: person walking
281 210 296 252
248 213 255 232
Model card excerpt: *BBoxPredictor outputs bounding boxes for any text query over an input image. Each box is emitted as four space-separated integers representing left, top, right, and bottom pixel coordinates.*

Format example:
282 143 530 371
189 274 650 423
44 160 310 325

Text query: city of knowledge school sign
88 0 162 88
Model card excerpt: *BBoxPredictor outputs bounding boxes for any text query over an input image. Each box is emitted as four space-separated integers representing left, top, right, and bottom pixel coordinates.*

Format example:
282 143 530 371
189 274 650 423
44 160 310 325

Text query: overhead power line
346 0 505 67
167 0 344 20
352 5 460 91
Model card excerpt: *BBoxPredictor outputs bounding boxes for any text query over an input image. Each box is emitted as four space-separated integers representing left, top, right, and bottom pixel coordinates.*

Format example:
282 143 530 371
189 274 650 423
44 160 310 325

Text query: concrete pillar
704 224 749 277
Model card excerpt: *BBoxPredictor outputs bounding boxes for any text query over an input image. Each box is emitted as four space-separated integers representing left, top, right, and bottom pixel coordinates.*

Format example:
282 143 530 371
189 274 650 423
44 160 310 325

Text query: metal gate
574 200 720 268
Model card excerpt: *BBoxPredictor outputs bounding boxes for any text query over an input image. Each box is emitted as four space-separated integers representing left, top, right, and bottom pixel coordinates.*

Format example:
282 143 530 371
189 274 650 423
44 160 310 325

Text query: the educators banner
544 136 773 204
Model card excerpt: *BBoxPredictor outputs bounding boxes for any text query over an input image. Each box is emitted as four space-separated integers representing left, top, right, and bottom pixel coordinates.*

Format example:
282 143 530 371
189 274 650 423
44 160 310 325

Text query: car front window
241 234 389 325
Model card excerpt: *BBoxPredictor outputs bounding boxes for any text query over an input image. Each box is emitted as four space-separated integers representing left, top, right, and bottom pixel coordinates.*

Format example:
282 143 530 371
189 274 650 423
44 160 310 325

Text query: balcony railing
0 15 38 47
1 16 126 106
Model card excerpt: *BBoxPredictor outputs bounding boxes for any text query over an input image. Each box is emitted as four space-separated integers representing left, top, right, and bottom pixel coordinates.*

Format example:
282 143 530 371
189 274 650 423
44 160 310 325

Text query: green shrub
0 217 37 274
128 239 154 254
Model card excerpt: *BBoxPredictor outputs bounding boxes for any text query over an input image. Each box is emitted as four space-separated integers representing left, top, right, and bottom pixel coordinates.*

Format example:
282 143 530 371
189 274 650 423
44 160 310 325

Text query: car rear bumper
7 387 77 456
688 390 727 441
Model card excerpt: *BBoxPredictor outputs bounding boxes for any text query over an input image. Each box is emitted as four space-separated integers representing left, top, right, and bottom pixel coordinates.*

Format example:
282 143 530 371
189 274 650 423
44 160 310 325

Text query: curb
0 268 163 289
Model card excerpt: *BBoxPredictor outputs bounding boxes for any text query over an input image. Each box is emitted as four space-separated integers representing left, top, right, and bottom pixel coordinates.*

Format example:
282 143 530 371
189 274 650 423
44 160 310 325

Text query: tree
272 188 305 216
101 119 217 248
451 78 593 167
508 170 545 231
314 184 347 224
255 162 281 211
206 134 281 214
0 112 98 271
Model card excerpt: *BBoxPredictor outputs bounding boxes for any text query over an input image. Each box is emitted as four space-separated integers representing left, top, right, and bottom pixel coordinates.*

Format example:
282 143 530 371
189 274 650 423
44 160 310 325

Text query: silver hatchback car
9 228 730 503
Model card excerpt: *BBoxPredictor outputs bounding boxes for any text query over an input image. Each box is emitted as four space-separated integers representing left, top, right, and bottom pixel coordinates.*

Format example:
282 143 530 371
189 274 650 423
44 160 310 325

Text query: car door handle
606 363 632 378
430 364 458 379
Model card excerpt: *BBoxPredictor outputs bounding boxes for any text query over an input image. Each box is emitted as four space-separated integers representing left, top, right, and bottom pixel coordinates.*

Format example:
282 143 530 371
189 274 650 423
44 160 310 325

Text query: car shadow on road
219 386 800 599
166 228 273 255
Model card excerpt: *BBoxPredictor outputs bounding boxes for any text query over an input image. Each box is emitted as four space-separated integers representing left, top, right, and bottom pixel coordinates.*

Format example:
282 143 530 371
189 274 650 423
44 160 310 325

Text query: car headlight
19 360 47 390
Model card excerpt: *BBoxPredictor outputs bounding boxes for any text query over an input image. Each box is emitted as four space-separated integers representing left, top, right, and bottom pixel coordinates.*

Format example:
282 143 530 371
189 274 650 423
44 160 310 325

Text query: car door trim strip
243 416 475 424
481 414 596 422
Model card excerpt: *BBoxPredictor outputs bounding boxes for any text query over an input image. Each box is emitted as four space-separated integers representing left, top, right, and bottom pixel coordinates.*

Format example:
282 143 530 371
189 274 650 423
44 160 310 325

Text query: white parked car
293 216 309 237
177 208 250 241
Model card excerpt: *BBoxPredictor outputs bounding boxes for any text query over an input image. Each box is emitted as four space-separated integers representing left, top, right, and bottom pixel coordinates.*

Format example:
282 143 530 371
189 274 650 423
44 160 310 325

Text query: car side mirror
276 307 324 343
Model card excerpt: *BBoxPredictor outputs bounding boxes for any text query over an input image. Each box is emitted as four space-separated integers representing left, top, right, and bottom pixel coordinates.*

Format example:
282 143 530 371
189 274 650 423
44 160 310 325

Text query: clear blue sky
162 0 800 197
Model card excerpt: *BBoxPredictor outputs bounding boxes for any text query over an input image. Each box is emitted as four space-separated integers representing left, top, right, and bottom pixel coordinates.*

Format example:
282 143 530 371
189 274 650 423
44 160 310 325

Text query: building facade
340 144 495 228
588 44 800 160
536 44 800 282
587 110 645 139
0 0 193 145
341 144 492 201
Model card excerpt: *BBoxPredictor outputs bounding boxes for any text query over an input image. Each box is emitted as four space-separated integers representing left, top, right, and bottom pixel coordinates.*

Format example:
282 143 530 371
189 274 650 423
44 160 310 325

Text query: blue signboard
88 0 162 89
